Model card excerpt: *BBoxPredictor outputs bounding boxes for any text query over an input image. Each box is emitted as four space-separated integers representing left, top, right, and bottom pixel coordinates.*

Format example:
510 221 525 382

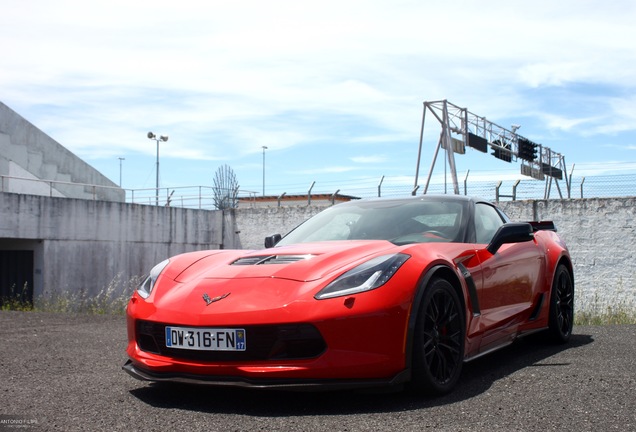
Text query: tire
411 277 465 395
547 264 574 344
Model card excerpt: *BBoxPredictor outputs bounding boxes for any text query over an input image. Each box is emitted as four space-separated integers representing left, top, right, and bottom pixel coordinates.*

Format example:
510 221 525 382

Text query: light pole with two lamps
147 132 168 205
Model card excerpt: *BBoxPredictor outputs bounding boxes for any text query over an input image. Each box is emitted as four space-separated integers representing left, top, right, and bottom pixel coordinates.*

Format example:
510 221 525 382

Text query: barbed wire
118 172 636 208
274 173 636 202
5 172 633 210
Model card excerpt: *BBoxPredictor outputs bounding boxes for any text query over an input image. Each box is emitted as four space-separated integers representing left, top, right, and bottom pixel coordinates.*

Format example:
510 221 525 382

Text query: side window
474 203 505 244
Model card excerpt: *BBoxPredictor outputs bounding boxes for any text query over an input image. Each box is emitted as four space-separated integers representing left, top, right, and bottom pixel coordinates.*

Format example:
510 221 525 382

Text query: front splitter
123 360 409 392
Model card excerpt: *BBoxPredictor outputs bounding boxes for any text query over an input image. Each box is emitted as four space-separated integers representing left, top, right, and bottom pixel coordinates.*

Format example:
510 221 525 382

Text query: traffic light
518 138 538 162
491 140 512 162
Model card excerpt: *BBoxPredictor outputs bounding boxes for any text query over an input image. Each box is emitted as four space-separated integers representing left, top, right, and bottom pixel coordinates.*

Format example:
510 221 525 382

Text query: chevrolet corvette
123 195 574 395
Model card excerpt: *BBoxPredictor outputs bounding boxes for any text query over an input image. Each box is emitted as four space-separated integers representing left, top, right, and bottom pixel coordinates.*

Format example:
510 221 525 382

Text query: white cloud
289 166 358 175
2 0 636 190
350 155 387 164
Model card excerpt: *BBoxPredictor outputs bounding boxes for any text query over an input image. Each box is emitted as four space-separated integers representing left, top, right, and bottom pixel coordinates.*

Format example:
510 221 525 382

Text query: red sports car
123 195 574 394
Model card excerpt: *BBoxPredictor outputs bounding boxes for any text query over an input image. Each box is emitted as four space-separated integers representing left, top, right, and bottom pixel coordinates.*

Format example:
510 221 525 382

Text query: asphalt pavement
0 310 634 431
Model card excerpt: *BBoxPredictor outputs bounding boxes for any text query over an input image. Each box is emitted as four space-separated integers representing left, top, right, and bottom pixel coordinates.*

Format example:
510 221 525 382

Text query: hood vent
231 254 314 266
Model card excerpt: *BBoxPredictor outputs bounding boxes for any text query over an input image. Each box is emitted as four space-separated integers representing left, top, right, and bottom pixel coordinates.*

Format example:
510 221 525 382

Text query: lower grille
136 320 326 361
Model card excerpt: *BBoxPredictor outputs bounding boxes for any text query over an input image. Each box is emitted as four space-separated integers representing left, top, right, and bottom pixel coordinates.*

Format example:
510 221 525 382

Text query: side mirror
486 223 533 254
264 234 282 249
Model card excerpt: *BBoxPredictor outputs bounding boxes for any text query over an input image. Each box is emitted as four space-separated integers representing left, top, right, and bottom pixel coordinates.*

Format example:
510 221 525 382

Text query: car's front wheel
411 277 465 395
547 264 574 343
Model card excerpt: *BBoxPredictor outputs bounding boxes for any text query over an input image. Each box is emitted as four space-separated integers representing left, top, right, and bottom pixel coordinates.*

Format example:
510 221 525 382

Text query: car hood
147 240 408 323
171 240 398 284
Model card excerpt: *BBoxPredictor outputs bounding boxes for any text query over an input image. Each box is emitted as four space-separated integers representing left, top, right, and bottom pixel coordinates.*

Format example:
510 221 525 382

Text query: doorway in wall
0 250 34 307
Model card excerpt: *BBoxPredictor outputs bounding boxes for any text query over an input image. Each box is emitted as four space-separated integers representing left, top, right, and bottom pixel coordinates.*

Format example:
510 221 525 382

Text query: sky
2 0 636 199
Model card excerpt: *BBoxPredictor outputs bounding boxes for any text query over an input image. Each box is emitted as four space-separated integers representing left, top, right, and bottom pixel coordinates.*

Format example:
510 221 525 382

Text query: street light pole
262 146 268 196
147 132 169 205
118 157 125 187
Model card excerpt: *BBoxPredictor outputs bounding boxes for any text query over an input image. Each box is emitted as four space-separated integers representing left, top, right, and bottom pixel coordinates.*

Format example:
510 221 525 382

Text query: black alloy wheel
411 277 465 395
547 264 574 343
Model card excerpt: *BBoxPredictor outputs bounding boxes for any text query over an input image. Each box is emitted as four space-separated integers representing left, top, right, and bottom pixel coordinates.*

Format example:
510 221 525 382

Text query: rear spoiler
527 221 557 232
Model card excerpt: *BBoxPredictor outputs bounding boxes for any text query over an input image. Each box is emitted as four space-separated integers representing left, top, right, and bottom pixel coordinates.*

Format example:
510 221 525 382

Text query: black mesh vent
136 320 326 361
231 255 275 265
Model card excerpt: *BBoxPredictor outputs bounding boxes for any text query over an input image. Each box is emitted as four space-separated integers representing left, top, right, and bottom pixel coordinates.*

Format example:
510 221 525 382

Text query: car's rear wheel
547 264 574 343
411 277 465 395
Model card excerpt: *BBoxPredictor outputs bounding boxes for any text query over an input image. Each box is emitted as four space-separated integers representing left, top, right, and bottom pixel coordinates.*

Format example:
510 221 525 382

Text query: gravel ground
0 310 635 432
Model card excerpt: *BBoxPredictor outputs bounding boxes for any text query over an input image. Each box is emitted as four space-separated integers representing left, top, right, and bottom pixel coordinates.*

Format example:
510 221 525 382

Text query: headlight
315 254 410 300
137 259 170 299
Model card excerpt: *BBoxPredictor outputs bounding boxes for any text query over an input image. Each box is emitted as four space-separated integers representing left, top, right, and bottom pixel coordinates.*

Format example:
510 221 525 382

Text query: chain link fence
116 171 636 208
3 170 635 208
120 172 636 209
300 173 636 203
10 172 621 209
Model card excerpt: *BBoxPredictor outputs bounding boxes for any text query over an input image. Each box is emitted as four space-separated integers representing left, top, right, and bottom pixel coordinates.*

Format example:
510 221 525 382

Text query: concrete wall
0 102 124 202
1 190 633 316
498 198 636 315
235 206 324 250
0 192 234 302
235 198 636 315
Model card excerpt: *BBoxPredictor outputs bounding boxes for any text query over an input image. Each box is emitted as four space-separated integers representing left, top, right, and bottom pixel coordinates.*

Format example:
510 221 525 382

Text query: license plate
165 326 246 351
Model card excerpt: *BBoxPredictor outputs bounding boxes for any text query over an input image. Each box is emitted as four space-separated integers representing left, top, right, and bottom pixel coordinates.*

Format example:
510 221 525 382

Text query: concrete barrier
0 192 232 302
1 191 633 316
236 198 636 316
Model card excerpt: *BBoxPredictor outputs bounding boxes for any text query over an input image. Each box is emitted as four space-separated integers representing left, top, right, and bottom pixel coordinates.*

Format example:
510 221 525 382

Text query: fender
403 264 470 371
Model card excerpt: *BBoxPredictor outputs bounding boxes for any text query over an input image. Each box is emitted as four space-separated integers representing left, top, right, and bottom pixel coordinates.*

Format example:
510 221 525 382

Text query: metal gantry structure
414 100 570 199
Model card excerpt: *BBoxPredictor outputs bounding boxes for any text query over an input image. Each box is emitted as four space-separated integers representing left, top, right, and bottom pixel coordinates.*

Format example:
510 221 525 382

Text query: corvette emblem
202 292 230 306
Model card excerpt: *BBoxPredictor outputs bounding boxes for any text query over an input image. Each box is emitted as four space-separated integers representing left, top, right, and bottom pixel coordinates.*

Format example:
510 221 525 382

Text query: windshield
276 198 466 246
